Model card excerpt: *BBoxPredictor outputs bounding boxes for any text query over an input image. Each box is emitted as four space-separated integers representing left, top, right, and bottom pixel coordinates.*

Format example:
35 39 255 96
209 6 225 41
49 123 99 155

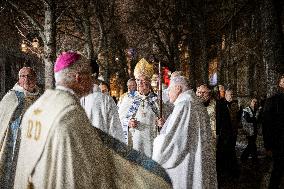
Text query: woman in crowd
241 97 260 163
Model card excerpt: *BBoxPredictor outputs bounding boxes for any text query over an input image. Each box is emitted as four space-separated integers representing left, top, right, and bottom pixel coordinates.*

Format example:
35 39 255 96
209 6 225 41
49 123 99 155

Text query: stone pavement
219 129 284 189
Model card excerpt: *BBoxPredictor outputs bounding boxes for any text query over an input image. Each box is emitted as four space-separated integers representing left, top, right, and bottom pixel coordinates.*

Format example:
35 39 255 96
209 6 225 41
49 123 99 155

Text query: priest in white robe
81 84 125 143
14 51 172 189
153 76 217 189
117 78 137 108
0 67 40 189
118 78 138 142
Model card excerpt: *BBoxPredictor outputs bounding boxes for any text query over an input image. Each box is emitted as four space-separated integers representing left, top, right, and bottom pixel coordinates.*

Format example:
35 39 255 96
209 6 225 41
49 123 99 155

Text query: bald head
18 67 37 93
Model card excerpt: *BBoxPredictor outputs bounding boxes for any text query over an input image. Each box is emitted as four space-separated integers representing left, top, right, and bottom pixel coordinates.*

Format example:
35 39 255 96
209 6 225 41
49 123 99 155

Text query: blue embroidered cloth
2 91 24 189
122 92 159 144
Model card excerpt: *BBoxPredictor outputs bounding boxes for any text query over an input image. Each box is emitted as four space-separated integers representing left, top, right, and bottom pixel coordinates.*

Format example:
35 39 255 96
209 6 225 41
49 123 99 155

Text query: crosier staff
157 61 162 134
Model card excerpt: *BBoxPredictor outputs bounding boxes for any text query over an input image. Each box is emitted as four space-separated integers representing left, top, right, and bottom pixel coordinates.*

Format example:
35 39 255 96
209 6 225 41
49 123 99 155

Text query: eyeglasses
19 74 35 79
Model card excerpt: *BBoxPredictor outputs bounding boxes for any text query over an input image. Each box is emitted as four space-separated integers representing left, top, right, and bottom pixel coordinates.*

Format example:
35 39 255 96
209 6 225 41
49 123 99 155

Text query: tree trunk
43 0 56 89
217 34 224 85
189 26 207 87
96 17 104 54
83 21 94 60
0 57 5 99
199 19 208 84
82 5 101 77
188 37 197 89
260 0 283 97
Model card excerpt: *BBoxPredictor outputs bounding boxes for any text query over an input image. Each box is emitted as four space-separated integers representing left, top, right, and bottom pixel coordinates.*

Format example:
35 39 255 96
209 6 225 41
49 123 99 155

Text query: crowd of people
0 50 283 189
195 77 284 189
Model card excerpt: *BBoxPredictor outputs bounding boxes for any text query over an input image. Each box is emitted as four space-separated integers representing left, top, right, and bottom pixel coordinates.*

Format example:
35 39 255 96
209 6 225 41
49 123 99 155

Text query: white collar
92 84 100 92
56 85 76 95
12 83 40 96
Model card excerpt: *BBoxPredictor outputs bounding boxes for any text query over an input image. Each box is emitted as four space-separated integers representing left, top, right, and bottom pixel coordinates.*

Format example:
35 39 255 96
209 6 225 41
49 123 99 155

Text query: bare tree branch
57 29 84 41
55 4 72 23
15 25 28 39
96 17 103 54
7 0 44 39
39 0 49 7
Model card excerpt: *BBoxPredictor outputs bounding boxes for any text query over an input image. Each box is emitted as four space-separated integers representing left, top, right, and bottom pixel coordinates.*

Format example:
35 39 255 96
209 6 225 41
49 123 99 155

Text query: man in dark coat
263 75 284 189
216 88 240 182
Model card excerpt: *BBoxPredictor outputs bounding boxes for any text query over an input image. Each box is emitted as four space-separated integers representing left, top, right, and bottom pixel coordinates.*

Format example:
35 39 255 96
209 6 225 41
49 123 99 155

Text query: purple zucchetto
54 51 81 73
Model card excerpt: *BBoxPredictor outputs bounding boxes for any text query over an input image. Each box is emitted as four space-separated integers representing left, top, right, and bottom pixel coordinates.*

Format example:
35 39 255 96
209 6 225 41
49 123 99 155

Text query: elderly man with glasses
0 66 40 188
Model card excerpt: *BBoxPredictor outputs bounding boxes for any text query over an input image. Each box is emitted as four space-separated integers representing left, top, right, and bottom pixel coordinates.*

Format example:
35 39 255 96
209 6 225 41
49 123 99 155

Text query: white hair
170 71 183 80
18 67 36 78
55 57 89 86
127 78 136 86
169 76 189 92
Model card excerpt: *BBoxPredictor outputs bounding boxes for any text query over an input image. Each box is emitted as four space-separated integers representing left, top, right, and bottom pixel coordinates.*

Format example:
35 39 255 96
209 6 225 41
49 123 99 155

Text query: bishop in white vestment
153 76 217 189
123 59 161 157
124 90 160 157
